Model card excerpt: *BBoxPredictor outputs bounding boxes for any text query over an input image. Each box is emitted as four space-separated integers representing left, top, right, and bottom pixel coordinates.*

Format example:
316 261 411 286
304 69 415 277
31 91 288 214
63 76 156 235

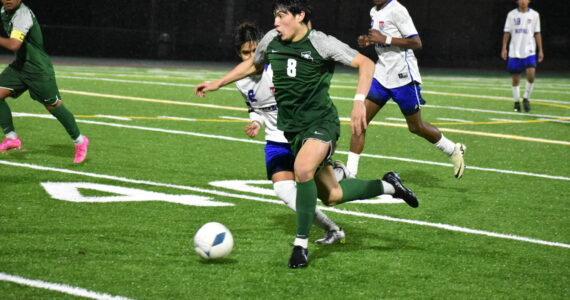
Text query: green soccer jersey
1 3 54 76
254 29 358 133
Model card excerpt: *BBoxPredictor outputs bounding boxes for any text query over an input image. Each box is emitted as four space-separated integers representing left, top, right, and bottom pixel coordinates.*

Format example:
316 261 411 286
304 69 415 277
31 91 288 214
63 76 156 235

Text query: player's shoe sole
523 98 531 112
450 143 466 179
288 246 309 269
382 172 418 208
315 228 346 245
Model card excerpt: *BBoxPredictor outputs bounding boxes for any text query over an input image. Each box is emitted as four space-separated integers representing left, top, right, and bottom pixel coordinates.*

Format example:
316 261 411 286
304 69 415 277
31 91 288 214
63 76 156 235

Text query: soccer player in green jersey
0 0 89 163
195 0 418 269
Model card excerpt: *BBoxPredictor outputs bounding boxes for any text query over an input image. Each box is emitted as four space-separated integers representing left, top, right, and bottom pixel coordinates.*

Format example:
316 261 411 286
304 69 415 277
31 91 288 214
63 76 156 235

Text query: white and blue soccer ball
193 222 234 260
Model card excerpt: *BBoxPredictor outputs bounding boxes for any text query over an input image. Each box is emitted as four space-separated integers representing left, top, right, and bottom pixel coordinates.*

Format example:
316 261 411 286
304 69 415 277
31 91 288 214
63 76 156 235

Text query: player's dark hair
273 0 312 24
234 22 263 53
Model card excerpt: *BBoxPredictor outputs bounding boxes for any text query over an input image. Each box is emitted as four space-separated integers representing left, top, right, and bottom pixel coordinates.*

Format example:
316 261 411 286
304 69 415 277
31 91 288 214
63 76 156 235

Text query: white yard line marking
490 118 524 123
336 117 570 146
94 114 132 121
319 208 570 249
537 118 570 124
1 160 569 249
422 90 570 108
220 116 250 121
335 150 570 181
330 84 569 105
437 117 473 123
385 117 407 122
0 272 134 300
61 89 247 112
59 89 570 145
157 116 197 121
331 96 570 119
13 112 570 180
58 74 570 106
425 83 570 96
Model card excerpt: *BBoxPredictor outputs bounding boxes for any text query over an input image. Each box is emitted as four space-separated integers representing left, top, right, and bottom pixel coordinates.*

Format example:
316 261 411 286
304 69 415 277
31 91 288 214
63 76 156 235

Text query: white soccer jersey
370 0 422 89
504 8 541 59
235 65 288 143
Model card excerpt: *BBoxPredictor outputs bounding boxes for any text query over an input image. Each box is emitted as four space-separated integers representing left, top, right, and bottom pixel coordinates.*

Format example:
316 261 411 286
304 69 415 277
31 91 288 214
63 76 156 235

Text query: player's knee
45 100 62 111
294 166 315 182
408 124 422 135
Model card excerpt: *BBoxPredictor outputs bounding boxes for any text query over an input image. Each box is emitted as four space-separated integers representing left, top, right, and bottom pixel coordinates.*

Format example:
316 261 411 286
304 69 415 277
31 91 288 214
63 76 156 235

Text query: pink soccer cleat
0 138 22 152
73 136 90 163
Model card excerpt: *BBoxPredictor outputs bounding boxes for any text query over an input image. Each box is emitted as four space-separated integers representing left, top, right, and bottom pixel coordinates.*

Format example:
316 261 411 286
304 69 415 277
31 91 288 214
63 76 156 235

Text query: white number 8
287 59 297 77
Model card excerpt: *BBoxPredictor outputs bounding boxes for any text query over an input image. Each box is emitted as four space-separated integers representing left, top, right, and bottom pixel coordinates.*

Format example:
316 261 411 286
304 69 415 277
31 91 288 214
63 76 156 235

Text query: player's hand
538 50 544 63
367 29 386 44
195 81 221 98
351 100 367 136
501 48 508 61
245 121 261 138
357 35 371 48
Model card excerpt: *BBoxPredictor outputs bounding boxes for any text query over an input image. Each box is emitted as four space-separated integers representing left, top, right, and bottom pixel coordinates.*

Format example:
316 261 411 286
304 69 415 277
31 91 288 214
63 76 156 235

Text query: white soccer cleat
450 143 466 179
332 160 354 181
315 228 346 245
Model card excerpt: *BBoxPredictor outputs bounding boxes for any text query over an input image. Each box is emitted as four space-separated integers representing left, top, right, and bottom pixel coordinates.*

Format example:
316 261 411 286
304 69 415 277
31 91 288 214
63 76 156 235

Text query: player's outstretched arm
0 36 23 52
367 29 422 49
349 53 374 136
195 58 261 98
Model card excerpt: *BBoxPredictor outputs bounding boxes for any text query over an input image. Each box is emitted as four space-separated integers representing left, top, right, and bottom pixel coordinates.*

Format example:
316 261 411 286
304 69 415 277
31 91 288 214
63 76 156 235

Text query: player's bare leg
347 100 381 176
405 111 466 179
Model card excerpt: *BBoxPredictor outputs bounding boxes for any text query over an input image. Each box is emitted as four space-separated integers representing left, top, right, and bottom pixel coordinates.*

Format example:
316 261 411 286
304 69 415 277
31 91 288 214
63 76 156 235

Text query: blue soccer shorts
264 141 294 179
507 55 537 73
367 78 423 116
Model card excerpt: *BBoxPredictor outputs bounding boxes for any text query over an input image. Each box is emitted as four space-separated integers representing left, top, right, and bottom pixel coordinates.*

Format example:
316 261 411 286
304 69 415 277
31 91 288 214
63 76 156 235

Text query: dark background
7 0 570 71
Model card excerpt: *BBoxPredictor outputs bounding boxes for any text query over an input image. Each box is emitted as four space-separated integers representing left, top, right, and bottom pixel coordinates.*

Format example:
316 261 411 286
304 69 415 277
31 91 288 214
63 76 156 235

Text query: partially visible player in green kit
195 0 418 269
0 0 89 163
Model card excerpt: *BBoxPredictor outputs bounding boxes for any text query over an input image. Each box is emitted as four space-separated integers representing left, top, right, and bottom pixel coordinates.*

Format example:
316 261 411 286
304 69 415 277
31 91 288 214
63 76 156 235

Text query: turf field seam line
11 113 570 180
0 272 135 300
1 160 569 250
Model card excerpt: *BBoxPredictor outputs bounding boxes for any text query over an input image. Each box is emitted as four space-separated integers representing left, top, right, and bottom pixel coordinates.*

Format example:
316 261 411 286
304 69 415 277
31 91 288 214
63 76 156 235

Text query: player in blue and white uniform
346 0 466 179
501 0 543 112
233 23 345 245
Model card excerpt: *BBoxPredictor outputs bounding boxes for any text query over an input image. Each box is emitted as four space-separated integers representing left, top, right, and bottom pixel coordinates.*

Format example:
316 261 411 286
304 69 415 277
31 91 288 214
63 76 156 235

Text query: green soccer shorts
0 66 61 106
284 119 340 168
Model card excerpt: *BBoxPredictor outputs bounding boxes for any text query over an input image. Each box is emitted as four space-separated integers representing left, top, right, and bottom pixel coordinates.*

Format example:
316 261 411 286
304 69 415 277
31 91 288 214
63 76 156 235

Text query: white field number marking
41 182 234 207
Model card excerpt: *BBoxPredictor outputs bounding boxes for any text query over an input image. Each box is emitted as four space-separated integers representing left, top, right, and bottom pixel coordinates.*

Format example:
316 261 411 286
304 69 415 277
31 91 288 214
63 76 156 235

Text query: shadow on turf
270 213 424 261
400 169 470 193
197 258 238 265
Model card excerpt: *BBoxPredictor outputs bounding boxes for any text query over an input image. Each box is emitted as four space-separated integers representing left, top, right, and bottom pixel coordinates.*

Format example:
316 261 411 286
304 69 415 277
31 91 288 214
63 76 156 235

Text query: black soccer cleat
523 98 531 112
513 102 521 112
288 246 309 269
382 172 419 208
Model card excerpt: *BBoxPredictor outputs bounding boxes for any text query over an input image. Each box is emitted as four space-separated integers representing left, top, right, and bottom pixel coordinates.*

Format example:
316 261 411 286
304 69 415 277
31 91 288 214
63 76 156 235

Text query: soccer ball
193 222 234 260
